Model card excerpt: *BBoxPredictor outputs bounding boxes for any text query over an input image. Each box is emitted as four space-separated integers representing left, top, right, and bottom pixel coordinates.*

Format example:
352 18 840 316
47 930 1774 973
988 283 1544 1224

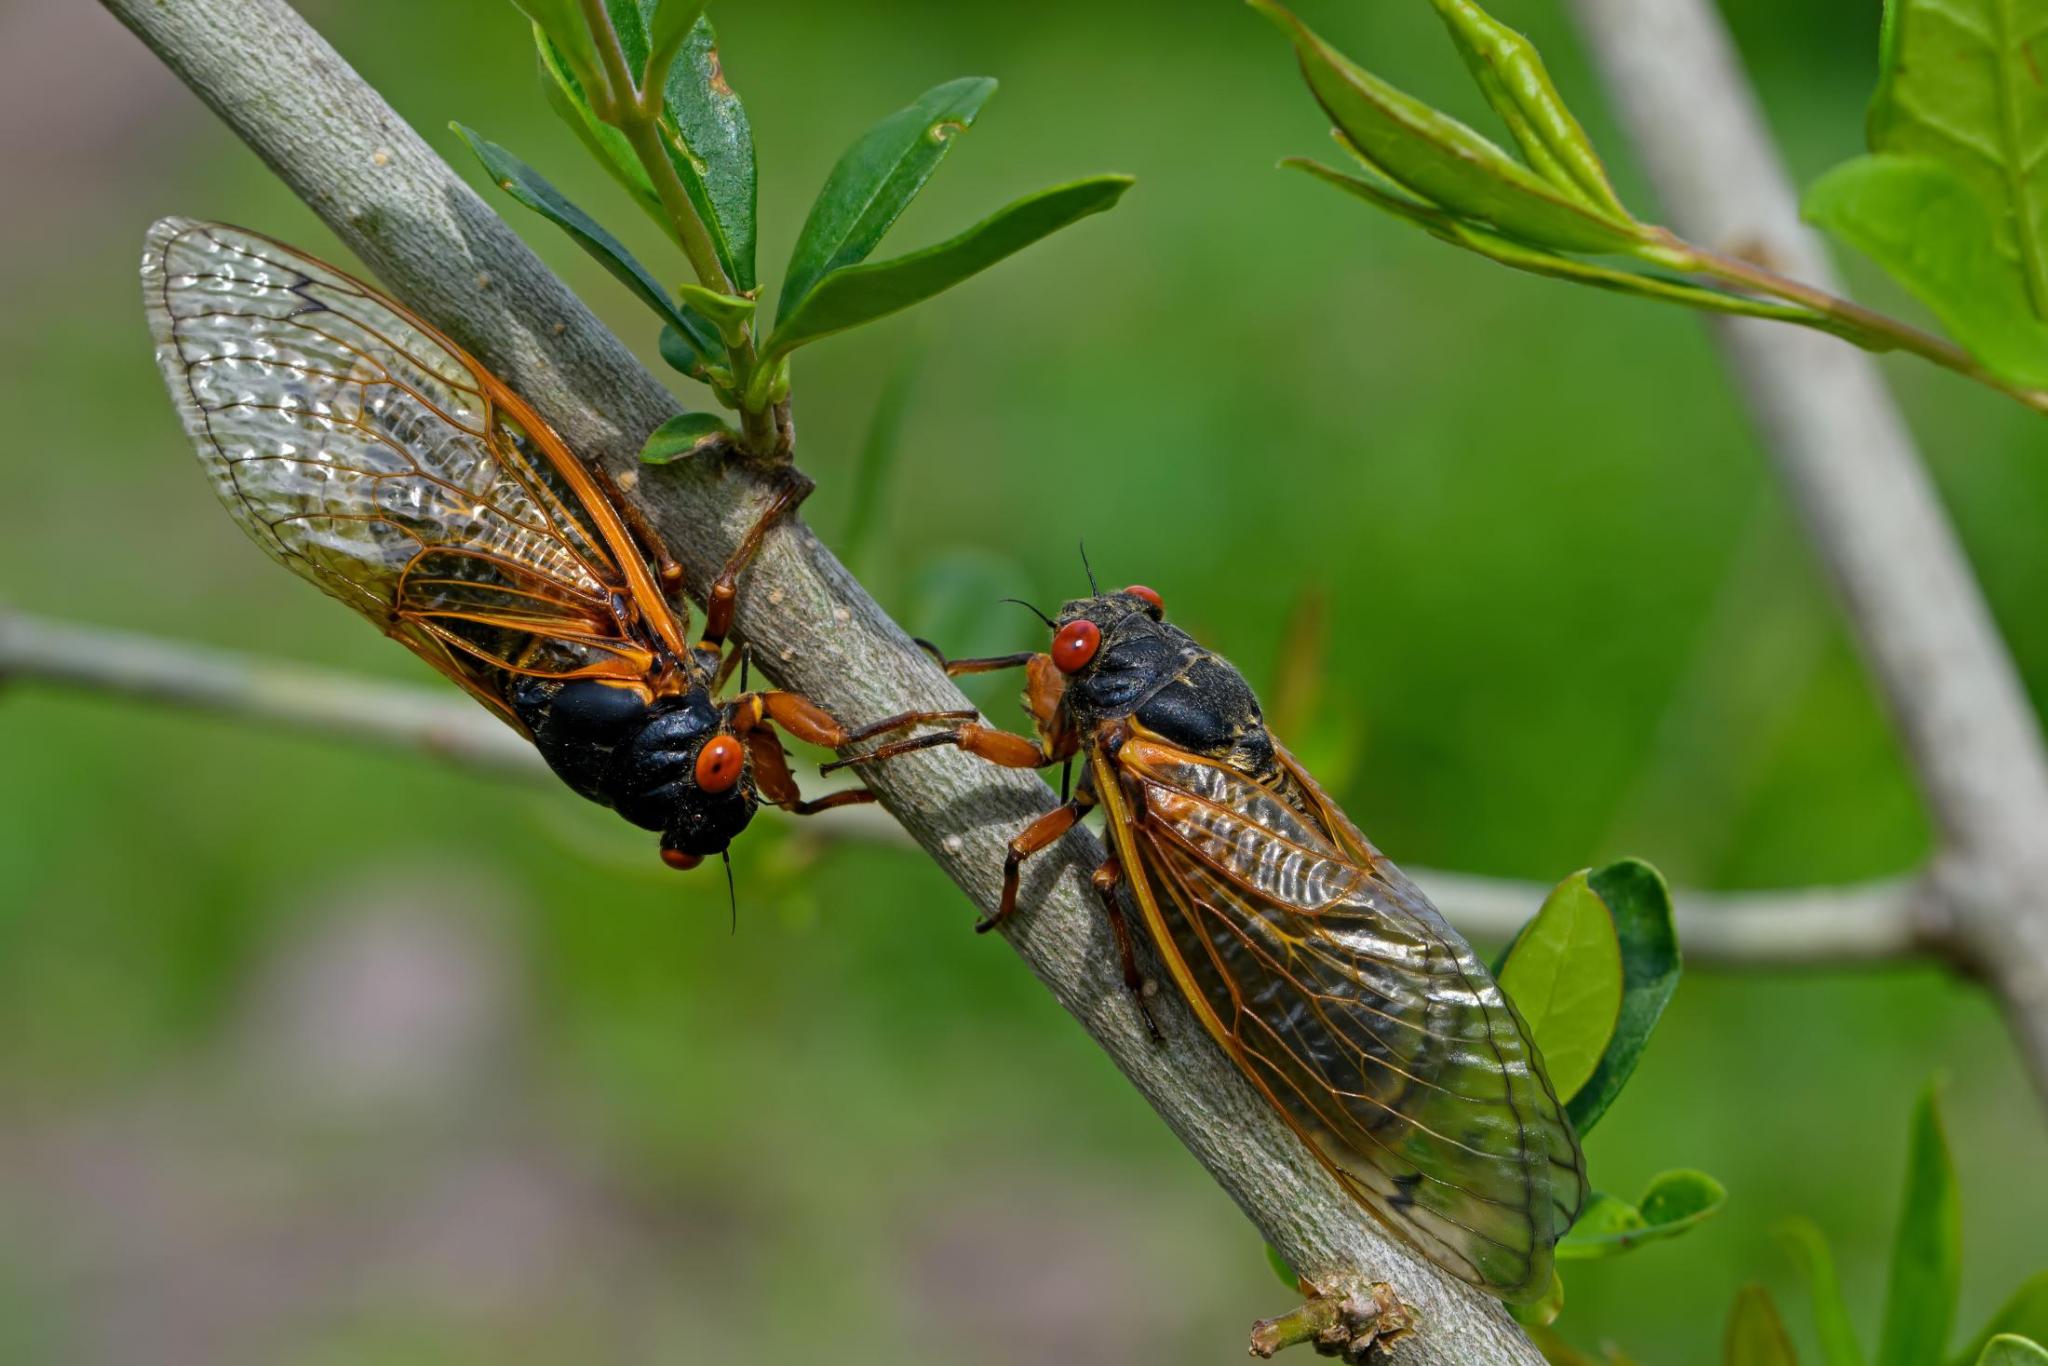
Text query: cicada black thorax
510 676 757 858
1054 594 1280 786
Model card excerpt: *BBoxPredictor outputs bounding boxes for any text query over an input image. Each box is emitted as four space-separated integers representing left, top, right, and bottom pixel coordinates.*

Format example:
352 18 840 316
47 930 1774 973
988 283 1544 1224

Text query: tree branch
98 0 1542 1355
1566 0 2048 1100
2 609 1935 968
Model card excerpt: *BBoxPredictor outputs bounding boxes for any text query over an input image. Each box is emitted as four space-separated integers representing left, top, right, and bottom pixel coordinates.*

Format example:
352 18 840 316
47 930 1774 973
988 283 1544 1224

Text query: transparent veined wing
1108 733 1586 1301
140 218 690 724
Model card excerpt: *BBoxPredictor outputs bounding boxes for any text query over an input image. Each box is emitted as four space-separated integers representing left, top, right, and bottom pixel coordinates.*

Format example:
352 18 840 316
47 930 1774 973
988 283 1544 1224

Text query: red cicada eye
661 848 703 871
1052 618 1102 674
1123 584 1163 615
695 734 745 794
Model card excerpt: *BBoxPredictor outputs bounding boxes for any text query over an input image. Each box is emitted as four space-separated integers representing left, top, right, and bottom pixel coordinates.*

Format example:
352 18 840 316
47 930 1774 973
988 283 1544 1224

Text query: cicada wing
1268 741 1588 1244
1112 736 1586 1301
140 219 683 723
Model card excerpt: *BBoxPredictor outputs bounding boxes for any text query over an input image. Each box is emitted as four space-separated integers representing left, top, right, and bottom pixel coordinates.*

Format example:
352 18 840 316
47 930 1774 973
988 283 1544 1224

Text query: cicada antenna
1078 540 1099 595
999 597 1057 629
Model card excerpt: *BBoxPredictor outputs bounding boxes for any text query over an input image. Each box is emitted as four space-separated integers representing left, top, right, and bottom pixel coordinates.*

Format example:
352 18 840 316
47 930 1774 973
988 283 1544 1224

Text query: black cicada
832 579 1588 1300
142 219 928 871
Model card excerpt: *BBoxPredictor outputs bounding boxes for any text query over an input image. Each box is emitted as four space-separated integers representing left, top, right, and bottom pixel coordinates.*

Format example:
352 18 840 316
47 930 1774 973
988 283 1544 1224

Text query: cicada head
1046 586 1185 715
1049 584 1274 774
608 692 758 869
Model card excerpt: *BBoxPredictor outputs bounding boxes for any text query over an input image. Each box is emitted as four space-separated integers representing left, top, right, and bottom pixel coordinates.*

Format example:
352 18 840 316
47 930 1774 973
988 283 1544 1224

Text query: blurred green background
3 1 2044 1362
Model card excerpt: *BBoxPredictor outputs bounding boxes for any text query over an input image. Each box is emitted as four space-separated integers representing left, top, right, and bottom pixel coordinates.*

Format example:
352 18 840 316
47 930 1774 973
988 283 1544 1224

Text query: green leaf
535 31 670 236
1635 1169 1723 1232
1249 0 1647 254
1561 1192 1644 1244
1566 859 1680 1135
675 282 755 343
1726 1286 1801 1366
639 411 734 464
1805 155 2048 387
1423 0 1630 218
1865 0 2048 320
660 15 757 291
1291 157 1846 334
1778 1218 1868 1366
1954 1274 2048 1366
1557 1170 1726 1260
1510 1269 1565 1328
1877 1083 1961 1366
1264 1242 1300 1292
451 122 707 345
1497 869 1624 1102
763 175 1133 359
510 0 601 92
1979 1338 2048 1366
657 321 725 385
595 5 753 290
643 0 707 93
779 77 999 324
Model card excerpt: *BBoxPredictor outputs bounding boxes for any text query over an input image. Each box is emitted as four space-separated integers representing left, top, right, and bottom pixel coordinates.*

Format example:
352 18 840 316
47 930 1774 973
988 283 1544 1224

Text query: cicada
831 580 1588 1300
142 219 926 870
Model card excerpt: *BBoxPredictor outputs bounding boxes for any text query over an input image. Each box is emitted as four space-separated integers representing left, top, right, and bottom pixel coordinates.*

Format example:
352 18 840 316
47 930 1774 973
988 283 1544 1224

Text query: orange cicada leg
912 641 1040 677
731 690 977 813
978 795 1090 934
741 725 878 816
908 646 1065 737
819 719 1063 775
593 463 687 598
701 473 813 649
1092 854 1163 1043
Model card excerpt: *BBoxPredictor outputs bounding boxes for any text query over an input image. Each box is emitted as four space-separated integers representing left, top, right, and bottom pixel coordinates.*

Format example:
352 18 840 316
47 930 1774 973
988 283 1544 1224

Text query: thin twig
1662 230 2048 419
569 0 776 452
1567 0 2048 1100
98 0 1543 1356
0 609 1934 967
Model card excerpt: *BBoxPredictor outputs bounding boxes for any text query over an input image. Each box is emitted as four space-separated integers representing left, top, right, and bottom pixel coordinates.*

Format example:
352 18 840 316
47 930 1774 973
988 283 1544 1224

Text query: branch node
1249 1282 1417 1362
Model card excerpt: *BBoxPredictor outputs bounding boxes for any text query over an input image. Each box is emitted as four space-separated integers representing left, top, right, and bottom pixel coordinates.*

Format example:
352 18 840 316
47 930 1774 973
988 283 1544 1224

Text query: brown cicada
142 219 933 871
831 579 1588 1300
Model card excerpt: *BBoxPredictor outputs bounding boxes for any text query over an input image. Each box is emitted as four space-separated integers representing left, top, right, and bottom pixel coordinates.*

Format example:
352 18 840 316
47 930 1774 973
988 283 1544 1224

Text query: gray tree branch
1566 0 2048 1103
97 0 1544 1356
5 608 1931 966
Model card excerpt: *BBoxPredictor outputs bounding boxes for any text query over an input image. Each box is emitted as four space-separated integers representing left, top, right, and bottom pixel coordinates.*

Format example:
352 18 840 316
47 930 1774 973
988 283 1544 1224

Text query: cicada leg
729 689 976 812
911 644 1065 738
819 720 1060 774
742 725 877 816
1093 854 1163 1043
820 681 1075 774
912 640 1038 676
713 641 749 694
701 472 813 649
979 795 1092 934
593 462 688 598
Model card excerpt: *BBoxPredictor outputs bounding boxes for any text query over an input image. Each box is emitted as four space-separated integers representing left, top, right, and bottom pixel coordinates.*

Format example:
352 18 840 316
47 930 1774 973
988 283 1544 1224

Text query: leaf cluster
1711 1086 2048 1366
463 2 1132 459
1257 0 2048 414
1492 859 1715 1323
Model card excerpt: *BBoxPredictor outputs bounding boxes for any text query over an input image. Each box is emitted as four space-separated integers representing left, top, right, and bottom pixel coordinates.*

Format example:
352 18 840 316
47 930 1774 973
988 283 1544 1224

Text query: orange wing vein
1099 732 1587 1301
140 218 690 726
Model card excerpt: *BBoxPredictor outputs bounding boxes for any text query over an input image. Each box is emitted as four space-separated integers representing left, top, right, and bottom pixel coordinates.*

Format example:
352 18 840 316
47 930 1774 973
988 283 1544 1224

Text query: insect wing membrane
140 218 669 723
1113 736 1586 1300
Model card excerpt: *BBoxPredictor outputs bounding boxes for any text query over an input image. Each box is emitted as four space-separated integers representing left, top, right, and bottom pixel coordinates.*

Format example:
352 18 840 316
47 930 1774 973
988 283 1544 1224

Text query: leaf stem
574 0 632 118
1658 228 2048 416
1247 1297 1342 1358
575 0 781 455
